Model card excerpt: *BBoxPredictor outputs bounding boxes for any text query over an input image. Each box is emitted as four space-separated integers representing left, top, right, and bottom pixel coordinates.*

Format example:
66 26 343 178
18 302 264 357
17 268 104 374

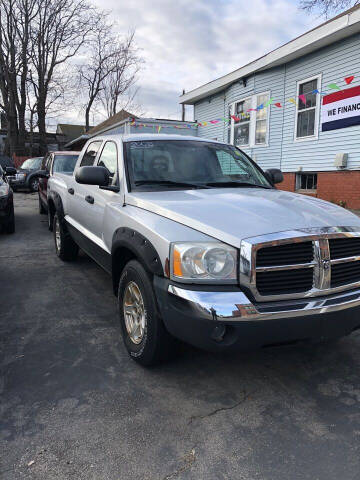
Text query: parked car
0 165 16 233
46 134 360 366
0 154 14 170
8 157 43 192
38 151 79 230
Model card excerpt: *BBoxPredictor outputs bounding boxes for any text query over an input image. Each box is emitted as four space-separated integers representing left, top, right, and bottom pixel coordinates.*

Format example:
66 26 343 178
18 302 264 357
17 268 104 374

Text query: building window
296 172 317 191
295 75 321 140
229 92 269 147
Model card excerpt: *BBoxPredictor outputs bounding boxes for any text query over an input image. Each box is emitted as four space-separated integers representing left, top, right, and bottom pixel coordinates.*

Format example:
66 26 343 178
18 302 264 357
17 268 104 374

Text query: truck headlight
17 173 26 180
170 242 237 283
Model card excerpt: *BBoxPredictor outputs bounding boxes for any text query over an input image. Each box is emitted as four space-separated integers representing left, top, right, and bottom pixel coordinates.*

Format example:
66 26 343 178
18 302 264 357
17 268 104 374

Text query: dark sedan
0 166 16 233
8 157 43 192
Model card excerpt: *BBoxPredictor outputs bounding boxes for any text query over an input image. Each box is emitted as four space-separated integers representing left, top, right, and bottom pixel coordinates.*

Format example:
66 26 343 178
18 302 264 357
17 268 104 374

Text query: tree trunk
85 103 92 132
37 98 47 155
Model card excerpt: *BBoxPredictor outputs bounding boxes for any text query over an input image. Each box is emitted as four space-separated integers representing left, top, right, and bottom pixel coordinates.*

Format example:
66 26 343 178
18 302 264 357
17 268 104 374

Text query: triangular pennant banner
328 83 340 90
345 75 355 85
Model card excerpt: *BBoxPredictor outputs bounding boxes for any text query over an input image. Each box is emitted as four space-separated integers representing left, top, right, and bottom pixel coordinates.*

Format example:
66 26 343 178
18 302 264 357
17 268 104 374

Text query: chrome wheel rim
123 281 146 344
55 219 61 251
32 179 39 190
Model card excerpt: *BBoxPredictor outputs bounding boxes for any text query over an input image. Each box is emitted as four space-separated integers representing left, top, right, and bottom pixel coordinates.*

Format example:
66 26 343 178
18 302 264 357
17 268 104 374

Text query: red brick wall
12 155 31 169
278 171 360 209
278 173 295 192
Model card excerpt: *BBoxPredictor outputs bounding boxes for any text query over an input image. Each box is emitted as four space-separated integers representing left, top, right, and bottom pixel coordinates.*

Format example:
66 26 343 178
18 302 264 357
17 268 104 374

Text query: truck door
67 140 103 236
85 140 120 246
39 153 51 205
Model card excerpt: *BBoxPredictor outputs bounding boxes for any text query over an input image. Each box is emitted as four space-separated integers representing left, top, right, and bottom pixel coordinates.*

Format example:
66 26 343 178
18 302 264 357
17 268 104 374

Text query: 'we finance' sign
321 85 360 132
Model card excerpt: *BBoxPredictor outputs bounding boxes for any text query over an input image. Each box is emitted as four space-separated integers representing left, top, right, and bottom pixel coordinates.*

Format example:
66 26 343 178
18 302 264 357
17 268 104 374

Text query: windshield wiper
134 180 212 189
204 181 271 189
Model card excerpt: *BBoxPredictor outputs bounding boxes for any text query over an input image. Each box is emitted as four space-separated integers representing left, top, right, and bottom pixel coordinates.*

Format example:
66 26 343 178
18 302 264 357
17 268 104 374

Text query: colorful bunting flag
299 94 306 105
132 74 357 131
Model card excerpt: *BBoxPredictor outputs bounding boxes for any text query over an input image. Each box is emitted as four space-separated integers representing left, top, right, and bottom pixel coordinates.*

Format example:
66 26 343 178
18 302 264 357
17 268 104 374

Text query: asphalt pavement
1 192 360 480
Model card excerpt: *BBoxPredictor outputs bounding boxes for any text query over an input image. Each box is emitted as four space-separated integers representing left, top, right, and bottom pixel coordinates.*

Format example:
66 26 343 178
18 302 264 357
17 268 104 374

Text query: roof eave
180 7 360 105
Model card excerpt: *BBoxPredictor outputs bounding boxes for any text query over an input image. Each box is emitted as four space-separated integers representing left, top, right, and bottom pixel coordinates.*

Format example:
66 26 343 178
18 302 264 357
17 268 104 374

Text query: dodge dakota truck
46 134 360 365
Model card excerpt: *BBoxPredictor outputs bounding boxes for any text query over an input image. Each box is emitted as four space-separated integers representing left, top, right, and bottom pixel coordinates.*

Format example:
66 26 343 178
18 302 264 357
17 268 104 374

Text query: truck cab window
97 142 118 186
80 141 102 167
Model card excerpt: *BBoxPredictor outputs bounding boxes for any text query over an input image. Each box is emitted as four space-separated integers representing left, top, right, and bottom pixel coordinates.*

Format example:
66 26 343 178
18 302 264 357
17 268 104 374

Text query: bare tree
100 31 142 118
300 0 359 17
80 26 141 130
79 21 118 131
30 0 98 153
0 0 38 156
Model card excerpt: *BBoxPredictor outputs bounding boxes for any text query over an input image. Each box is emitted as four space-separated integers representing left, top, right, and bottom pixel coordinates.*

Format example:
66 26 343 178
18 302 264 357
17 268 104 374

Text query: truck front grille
329 237 360 259
331 262 360 287
256 242 313 267
256 268 314 296
240 229 360 301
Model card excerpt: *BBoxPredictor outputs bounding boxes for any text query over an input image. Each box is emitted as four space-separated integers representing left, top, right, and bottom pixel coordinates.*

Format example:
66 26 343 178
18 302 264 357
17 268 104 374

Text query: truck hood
126 188 360 247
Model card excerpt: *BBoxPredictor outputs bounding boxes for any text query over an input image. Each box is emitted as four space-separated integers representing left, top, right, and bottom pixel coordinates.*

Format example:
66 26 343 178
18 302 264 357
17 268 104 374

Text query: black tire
118 260 175 366
29 177 39 192
47 208 53 231
5 207 15 234
53 212 78 261
39 195 46 214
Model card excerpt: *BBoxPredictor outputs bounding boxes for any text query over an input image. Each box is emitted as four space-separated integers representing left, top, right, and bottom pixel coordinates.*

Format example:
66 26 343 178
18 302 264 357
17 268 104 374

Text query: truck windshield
125 140 271 190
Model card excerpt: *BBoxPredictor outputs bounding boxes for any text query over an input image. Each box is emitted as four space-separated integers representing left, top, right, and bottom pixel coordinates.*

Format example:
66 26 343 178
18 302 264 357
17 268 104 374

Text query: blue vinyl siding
194 33 360 172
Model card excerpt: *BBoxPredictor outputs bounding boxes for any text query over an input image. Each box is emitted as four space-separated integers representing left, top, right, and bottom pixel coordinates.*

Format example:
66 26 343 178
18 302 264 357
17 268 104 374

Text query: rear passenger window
80 141 102 167
97 142 118 186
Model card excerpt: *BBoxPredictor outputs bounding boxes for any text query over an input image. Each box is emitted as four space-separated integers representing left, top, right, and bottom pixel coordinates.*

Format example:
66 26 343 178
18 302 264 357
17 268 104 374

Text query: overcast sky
62 0 322 126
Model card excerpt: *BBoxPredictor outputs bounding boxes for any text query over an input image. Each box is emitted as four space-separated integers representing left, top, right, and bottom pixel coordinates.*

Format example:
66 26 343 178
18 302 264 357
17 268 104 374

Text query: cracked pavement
1 192 360 479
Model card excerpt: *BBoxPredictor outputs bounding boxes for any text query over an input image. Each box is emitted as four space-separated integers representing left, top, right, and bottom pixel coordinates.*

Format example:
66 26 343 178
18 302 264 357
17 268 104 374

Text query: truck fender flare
48 191 65 222
111 228 164 294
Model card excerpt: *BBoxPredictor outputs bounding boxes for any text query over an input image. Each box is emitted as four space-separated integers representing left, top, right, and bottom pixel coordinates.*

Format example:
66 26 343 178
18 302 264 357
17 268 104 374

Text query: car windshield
125 140 271 190
53 154 78 173
20 157 43 170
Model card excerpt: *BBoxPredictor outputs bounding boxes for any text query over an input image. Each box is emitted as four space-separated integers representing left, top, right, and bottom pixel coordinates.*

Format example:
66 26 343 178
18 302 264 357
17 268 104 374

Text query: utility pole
181 89 185 121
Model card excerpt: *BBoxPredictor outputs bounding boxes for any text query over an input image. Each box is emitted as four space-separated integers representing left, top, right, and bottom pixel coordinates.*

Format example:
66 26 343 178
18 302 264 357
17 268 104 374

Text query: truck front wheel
118 260 175 366
53 213 78 261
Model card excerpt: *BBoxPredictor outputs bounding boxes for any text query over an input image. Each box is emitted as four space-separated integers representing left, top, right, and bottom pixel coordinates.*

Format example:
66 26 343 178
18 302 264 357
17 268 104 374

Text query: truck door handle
85 195 94 204
68 188 74 195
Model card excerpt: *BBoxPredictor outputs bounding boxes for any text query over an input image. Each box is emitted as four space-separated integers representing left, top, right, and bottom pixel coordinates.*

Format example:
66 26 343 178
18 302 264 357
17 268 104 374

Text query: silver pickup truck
46 133 360 365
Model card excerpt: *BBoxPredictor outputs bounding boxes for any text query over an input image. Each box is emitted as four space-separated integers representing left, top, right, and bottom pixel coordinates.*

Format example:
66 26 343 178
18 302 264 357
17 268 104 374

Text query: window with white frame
295 76 321 140
296 172 317 191
229 92 270 147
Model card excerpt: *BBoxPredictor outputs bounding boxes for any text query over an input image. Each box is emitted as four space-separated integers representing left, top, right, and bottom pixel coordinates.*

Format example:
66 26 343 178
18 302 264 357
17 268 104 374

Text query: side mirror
75 166 109 186
37 170 50 179
265 168 284 185
5 167 17 176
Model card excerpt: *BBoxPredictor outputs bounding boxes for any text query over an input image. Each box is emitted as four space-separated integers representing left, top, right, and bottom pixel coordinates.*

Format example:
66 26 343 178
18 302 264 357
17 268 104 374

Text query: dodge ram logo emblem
322 259 330 270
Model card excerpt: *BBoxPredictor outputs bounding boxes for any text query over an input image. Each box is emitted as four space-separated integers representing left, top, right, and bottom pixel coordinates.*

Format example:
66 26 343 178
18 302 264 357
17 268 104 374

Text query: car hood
126 188 360 247
17 168 33 174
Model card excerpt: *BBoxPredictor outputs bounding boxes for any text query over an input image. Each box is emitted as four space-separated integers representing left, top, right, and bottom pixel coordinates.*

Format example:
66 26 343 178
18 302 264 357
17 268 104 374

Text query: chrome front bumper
168 284 360 322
